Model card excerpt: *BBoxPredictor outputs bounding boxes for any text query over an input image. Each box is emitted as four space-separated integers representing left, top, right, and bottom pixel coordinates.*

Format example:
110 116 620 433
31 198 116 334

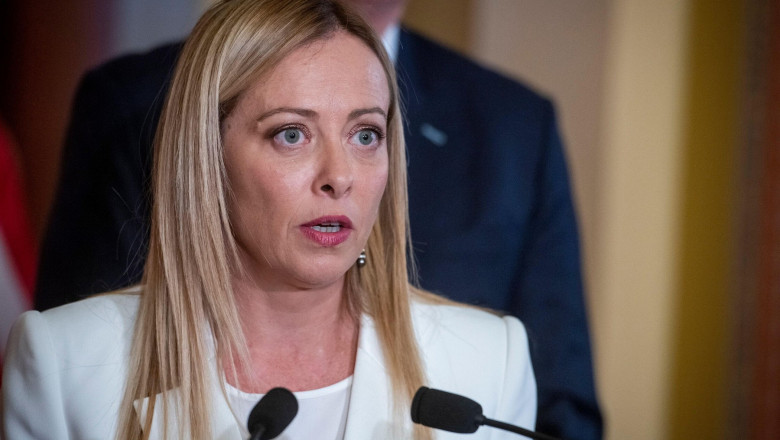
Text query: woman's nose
315 137 353 198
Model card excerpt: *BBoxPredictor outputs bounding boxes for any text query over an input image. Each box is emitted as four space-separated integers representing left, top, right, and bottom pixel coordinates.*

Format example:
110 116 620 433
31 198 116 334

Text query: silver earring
357 249 367 267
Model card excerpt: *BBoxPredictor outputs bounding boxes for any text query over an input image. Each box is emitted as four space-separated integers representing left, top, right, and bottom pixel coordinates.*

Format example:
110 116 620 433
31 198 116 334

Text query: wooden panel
751 0 780 436
666 0 743 438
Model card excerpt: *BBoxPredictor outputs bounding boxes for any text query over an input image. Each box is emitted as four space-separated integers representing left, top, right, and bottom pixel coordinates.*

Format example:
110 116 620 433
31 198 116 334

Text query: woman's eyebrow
348 107 387 120
256 107 387 122
256 107 317 122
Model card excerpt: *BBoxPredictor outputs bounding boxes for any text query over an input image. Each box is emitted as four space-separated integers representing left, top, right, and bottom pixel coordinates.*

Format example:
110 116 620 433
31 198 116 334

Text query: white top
227 377 353 440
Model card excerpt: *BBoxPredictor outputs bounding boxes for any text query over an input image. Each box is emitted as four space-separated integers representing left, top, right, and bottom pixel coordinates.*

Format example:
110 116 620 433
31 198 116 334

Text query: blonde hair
116 0 435 438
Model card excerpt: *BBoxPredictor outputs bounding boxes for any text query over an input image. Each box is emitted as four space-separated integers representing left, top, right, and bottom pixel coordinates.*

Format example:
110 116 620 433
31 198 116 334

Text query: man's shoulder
69 42 183 144
399 29 549 109
75 42 182 111
87 42 183 84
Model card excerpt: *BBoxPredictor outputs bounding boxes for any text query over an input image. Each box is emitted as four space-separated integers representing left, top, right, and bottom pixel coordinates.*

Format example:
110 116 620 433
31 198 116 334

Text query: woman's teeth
312 223 342 233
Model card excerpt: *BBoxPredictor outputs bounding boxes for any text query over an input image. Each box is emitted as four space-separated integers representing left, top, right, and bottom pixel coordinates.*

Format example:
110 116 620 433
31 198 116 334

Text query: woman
2 1 536 439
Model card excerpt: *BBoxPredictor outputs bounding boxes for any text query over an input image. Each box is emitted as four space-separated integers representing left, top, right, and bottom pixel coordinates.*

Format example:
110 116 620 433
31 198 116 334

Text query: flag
0 119 36 367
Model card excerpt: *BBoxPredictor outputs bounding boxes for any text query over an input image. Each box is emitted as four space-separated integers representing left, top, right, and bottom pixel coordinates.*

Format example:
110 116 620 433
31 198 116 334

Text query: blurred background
1 0 777 438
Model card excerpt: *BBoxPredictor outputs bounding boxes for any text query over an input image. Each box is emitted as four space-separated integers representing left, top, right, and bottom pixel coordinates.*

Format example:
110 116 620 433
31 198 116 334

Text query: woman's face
222 31 390 291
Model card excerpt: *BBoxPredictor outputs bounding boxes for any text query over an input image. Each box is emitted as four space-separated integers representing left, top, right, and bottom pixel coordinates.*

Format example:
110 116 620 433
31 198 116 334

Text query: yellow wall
667 0 743 438
594 1 689 437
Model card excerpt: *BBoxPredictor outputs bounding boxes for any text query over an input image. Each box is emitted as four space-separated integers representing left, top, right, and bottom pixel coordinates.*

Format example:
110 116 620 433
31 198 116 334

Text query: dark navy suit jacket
36 29 602 439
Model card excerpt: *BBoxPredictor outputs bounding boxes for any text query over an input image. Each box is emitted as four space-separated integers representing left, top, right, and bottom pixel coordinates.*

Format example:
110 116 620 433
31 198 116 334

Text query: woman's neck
227 275 359 393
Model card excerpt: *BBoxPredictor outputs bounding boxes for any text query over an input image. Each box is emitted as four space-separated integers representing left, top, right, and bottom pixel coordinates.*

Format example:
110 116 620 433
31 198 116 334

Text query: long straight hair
115 1 433 438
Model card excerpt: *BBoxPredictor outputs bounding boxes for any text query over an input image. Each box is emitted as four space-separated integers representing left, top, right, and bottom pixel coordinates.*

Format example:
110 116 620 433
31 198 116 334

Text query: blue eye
274 127 306 146
351 129 379 146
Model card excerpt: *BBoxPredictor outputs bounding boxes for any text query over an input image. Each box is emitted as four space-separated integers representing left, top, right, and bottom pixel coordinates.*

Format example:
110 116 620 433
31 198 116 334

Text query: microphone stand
476 415 562 440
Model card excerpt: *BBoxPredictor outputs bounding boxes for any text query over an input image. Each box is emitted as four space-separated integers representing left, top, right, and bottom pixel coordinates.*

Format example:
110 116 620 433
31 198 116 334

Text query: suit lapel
397 29 451 157
396 29 428 104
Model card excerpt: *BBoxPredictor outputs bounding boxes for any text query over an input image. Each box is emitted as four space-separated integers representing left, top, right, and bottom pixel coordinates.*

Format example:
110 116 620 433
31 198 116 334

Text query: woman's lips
300 216 353 247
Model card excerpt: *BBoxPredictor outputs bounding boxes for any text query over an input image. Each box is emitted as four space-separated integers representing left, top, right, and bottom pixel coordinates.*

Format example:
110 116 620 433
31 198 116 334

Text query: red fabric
0 120 37 300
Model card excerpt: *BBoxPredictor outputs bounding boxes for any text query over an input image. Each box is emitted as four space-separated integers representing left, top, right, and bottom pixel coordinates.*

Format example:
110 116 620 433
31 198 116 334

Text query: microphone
247 387 298 440
411 386 562 440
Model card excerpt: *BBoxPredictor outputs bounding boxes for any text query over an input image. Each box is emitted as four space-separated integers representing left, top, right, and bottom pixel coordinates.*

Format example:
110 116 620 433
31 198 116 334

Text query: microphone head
247 387 298 440
411 386 483 434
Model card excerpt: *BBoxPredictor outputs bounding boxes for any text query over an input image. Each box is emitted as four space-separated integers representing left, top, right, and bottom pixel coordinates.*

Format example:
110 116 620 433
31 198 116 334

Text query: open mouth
300 216 352 247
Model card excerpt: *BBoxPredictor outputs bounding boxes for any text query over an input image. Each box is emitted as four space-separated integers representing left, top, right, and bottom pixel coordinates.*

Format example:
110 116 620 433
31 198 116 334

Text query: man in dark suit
36 3 602 438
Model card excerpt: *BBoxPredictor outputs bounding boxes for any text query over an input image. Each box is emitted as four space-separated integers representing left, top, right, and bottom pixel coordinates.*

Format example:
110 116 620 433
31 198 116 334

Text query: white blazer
3 294 536 439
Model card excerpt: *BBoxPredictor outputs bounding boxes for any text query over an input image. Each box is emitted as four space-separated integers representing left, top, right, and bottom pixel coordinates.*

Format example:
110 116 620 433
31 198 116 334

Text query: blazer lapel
342 314 415 440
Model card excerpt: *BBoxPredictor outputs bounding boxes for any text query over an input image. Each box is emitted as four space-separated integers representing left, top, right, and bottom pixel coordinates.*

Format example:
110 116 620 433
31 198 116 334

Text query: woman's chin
287 260 355 290
246 256 355 292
